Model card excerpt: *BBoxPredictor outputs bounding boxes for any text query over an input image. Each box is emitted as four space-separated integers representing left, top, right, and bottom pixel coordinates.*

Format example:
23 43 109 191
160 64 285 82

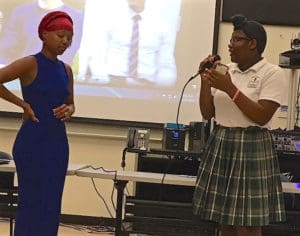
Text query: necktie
128 14 141 79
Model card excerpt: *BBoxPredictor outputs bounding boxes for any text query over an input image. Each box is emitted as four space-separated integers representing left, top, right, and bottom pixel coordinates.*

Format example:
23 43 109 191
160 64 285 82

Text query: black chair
0 151 17 236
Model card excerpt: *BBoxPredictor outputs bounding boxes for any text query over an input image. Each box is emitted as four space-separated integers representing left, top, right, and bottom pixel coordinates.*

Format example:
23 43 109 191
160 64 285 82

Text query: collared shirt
212 58 287 128
78 1 178 86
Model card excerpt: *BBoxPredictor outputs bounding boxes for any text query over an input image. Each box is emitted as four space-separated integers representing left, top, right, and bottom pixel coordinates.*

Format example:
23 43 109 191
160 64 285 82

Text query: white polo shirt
212 58 287 128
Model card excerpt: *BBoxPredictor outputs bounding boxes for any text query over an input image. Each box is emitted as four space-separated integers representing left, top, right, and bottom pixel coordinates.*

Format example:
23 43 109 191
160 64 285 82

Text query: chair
0 151 17 236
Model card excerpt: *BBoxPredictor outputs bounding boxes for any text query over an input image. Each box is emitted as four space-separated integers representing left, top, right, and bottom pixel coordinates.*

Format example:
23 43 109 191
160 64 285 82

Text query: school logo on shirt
247 76 260 88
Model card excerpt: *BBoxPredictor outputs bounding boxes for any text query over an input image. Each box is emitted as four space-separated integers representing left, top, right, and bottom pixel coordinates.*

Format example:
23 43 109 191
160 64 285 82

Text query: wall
0 116 162 217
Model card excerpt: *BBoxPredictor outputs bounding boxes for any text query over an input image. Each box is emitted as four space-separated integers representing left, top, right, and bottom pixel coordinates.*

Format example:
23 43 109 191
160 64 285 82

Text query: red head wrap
38 11 73 40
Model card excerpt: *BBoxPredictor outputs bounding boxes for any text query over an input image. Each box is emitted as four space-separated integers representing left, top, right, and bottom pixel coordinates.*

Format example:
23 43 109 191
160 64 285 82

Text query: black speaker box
188 122 206 153
135 156 200 202
162 128 186 151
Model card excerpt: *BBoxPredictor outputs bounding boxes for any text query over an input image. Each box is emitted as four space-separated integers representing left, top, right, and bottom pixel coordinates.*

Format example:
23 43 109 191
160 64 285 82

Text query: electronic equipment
279 50 300 68
126 128 150 150
136 155 200 202
188 121 207 153
162 124 186 151
0 159 10 165
271 129 300 153
291 34 300 50
279 34 300 68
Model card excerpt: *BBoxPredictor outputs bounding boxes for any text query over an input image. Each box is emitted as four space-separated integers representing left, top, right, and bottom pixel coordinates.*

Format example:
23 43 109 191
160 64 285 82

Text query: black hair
231 14 267 54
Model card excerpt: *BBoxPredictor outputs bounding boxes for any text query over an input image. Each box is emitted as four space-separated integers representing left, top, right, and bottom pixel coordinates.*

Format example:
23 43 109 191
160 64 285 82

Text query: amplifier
271 129 300 153
188 121 207 153
162 128 186 151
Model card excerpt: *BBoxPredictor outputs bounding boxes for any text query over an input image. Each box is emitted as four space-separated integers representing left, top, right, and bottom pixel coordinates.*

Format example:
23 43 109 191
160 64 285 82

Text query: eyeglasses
229 37 251 44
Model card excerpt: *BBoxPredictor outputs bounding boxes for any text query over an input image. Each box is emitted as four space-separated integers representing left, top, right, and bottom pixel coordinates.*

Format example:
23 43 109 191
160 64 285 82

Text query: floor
0 219 115 236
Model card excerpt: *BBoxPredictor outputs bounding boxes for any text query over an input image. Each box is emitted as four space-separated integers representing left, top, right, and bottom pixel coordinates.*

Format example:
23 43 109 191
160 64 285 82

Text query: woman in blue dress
0 11 75 235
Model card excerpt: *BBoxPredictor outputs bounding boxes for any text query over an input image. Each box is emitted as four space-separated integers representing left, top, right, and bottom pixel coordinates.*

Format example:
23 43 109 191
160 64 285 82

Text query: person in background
193 14 286 236
0 0 83 66
0 11 75 235
78 0 180 87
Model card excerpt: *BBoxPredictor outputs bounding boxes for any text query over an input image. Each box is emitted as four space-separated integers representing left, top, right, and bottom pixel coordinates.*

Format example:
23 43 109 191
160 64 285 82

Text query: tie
128 14 141 79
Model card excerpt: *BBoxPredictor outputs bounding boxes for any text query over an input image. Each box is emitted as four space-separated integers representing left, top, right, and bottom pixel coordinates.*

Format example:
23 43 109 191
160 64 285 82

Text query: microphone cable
176 55 220 128
176 73 199 129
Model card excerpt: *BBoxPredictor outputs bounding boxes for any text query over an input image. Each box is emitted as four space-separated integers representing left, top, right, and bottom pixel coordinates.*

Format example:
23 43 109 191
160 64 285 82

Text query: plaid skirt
192 125 286 226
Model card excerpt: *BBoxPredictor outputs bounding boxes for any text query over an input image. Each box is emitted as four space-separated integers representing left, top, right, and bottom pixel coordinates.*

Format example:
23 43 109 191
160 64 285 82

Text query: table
76 167 300 236
0 161 88 175
76 168 198 236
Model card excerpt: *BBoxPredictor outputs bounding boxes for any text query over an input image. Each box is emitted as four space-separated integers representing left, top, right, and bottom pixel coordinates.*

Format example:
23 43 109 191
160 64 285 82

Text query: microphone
189 54 221 82
176 54 221 126
198 54 221 73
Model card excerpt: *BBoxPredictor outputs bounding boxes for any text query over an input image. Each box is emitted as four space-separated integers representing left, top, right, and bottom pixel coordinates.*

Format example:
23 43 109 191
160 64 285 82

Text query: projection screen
0 0 218 125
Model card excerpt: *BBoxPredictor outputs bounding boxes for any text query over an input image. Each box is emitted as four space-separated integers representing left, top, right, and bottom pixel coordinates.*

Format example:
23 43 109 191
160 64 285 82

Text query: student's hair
231 14 267 54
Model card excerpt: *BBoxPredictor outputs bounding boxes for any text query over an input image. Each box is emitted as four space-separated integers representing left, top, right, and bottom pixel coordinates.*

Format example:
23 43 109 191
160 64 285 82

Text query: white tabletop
2 163 300 194
76 167 196 186
76 167 300 194
0 161 88 176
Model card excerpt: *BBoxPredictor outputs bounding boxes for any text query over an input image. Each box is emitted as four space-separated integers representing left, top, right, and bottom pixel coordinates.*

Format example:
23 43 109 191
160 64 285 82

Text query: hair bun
231 14 248 29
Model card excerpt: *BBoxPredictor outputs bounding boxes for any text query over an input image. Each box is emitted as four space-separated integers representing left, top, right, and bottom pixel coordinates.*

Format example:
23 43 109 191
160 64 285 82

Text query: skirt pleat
192 125 286 226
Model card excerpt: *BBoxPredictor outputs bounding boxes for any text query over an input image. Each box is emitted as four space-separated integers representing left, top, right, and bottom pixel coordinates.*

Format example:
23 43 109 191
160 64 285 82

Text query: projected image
77 0 180 88
0 0 217 124
0 10 3 33
0 0 83 66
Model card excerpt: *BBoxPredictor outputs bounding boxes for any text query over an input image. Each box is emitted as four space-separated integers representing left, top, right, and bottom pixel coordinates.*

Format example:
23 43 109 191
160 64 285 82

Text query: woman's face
228 29 252 64
43 29 73 55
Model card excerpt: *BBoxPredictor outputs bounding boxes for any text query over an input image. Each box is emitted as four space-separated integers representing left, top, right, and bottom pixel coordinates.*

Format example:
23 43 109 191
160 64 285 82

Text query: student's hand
202 67 231 91
23 103 39 122
199 55 216 77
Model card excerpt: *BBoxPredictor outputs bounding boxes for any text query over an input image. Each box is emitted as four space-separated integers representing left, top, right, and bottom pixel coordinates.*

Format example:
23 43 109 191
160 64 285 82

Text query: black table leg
114 180 128 236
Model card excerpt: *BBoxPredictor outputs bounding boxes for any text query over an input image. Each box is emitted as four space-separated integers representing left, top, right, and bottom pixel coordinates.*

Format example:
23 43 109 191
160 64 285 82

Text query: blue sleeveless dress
12 52 70 236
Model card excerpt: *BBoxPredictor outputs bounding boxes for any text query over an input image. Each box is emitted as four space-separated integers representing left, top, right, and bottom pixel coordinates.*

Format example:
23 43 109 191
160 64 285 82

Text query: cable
176 77 194 129
121 147 128 169
85 165 118 219
110 183 116 212
176 55 220 128
120 147 134 196
86 165 129 232
158 155 174 201
91 177 115 219
294 75 300 129
59 223 114 233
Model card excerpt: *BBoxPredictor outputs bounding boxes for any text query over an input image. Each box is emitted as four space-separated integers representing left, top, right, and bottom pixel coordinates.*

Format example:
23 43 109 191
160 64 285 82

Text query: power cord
158 155 174 201
121 147 128 169
86 165 129 232
84 165 117 219
91 178 115 219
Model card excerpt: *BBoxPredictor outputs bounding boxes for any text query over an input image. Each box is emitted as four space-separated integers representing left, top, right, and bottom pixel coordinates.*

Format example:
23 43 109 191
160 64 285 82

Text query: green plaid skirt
192 125 286 226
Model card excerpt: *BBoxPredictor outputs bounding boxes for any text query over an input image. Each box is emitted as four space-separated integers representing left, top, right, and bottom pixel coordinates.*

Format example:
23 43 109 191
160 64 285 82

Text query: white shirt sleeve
259 65 288 105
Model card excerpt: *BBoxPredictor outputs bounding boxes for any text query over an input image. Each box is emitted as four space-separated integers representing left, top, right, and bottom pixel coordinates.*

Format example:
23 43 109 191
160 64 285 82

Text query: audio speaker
188 122 206 153
136 156 200 202
162 128 186 151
